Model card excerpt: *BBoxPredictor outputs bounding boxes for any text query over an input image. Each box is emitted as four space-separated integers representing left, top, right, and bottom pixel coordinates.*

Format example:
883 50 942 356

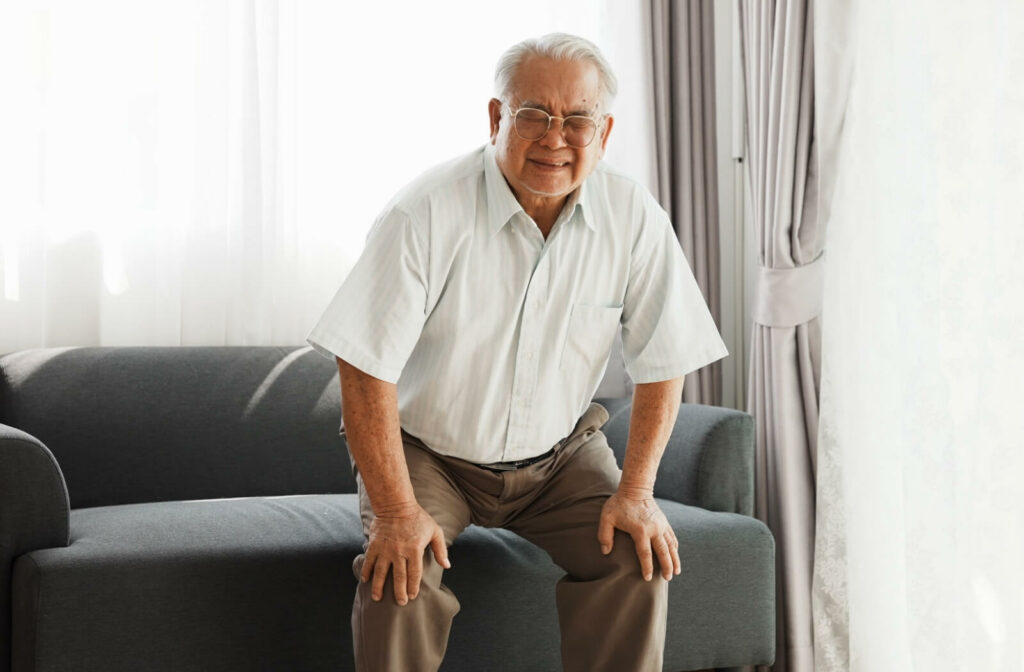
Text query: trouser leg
350 433 472 672
504 407 669 672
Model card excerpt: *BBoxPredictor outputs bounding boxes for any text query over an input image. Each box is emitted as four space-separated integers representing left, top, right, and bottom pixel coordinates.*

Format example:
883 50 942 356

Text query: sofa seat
11 492 772 672
13 494 365 672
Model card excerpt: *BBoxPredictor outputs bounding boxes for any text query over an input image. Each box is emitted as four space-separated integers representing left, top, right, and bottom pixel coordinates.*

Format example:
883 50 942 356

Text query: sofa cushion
0 347 353 509
12 494 773 672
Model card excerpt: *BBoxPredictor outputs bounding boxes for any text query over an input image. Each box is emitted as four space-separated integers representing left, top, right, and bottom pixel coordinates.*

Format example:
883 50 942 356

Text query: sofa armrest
597 399 755 516
1 423 71 669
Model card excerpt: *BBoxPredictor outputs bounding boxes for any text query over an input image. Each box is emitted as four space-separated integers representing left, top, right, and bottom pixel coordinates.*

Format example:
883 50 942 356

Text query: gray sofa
0 346 774 672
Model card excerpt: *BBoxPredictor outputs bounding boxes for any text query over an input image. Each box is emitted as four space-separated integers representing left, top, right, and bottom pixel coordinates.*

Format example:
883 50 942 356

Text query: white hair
494 33 618 113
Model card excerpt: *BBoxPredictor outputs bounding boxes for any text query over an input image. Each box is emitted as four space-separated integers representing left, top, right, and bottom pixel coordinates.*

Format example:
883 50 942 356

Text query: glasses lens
514 108 550 141
563 116 598 148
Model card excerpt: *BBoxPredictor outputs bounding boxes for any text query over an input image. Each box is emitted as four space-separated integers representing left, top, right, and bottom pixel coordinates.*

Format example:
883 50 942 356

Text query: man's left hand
597 487 681 581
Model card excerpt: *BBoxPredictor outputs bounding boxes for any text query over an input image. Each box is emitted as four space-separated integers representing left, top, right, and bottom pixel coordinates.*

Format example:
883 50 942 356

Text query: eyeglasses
505 104 603 148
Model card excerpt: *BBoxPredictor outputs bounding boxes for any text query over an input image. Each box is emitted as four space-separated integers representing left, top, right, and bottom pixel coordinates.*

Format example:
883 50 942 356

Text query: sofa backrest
0 347 355 509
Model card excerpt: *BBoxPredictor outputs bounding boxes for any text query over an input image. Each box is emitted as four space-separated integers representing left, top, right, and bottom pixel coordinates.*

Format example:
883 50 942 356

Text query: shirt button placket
506 256 549 460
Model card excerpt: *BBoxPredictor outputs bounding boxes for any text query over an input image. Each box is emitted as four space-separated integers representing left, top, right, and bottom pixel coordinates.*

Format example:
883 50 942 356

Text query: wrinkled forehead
508 56 603 115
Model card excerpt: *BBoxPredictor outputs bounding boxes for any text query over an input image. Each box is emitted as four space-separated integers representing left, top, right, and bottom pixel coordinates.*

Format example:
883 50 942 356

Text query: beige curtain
736 0 824 670
648 0 723 406
809 0 854 668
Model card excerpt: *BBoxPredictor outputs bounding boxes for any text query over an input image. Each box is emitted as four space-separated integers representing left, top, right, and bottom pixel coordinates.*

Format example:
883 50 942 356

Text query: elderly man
307 33 727 672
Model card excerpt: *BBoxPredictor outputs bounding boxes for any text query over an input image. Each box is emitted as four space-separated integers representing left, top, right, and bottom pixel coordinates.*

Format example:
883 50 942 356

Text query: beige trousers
350 403 668 672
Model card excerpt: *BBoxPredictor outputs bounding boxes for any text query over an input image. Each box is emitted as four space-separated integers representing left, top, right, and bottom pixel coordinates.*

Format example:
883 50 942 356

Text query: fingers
667 531 681 576
360 547 377 584
411 524 450 601
370 554 390 602
429 525 451 570
597 510 615 555
631 532 655 581
407 550 423 601
651 534 673 581
392 556 409 605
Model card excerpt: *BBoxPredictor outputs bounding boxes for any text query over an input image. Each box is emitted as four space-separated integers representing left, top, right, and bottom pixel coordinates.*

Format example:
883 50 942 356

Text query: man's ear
488 98 502 145
598 115 614 157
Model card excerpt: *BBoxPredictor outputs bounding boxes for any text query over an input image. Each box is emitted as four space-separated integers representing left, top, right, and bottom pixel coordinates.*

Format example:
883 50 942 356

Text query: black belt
476 446 557 472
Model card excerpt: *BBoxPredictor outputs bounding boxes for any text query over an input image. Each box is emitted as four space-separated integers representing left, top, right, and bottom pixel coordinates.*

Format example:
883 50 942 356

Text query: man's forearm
337 357 417 514
619 376 685 494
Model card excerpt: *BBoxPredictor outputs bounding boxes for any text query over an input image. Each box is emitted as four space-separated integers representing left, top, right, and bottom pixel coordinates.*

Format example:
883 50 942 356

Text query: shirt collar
483 144 597 237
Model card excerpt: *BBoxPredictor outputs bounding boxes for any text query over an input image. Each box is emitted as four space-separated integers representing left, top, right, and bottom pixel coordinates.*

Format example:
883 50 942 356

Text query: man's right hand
361 502 451 606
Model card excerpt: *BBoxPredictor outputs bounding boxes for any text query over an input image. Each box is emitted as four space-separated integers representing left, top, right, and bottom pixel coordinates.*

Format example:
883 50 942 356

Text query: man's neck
513 189 576 240
526 205 563 239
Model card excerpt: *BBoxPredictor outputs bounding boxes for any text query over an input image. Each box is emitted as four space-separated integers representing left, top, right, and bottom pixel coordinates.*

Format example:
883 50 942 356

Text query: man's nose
538 118 569 149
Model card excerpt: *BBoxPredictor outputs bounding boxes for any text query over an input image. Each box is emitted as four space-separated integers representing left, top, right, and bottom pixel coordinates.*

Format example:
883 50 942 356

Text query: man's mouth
529 158 571 168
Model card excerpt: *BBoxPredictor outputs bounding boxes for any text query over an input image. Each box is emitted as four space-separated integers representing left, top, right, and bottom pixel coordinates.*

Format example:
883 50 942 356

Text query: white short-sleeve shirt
307 144 728 464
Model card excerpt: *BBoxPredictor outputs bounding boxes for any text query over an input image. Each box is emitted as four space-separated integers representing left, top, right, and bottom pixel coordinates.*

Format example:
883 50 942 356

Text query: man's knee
353 548 450 601
607 531 669 581
351 550 460 672
564 529 665 584
555 531 667 624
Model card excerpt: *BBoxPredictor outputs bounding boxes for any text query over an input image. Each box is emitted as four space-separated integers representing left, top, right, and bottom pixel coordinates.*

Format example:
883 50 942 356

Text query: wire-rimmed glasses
505 104 603 148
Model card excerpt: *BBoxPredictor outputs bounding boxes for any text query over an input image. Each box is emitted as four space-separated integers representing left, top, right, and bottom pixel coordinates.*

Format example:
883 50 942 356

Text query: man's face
488 56 614 208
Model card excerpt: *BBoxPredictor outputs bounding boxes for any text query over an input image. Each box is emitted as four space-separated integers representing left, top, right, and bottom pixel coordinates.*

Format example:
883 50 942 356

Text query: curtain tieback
753 254 824 327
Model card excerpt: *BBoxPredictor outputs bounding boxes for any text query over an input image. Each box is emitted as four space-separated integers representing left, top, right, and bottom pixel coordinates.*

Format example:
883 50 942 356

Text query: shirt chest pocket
559 302 624 372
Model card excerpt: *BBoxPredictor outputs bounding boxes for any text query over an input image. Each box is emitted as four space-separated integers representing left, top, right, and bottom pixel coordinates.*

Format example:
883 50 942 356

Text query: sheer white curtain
0 0 654 353
813 0 1024 669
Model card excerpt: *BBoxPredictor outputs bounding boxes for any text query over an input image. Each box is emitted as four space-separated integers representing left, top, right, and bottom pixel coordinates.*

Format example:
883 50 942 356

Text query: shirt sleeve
306 206 428 384
620 200 729 384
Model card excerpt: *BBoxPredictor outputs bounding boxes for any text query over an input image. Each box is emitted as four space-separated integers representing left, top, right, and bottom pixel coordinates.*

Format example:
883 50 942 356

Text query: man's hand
597 487 681 581
361 502 451 606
